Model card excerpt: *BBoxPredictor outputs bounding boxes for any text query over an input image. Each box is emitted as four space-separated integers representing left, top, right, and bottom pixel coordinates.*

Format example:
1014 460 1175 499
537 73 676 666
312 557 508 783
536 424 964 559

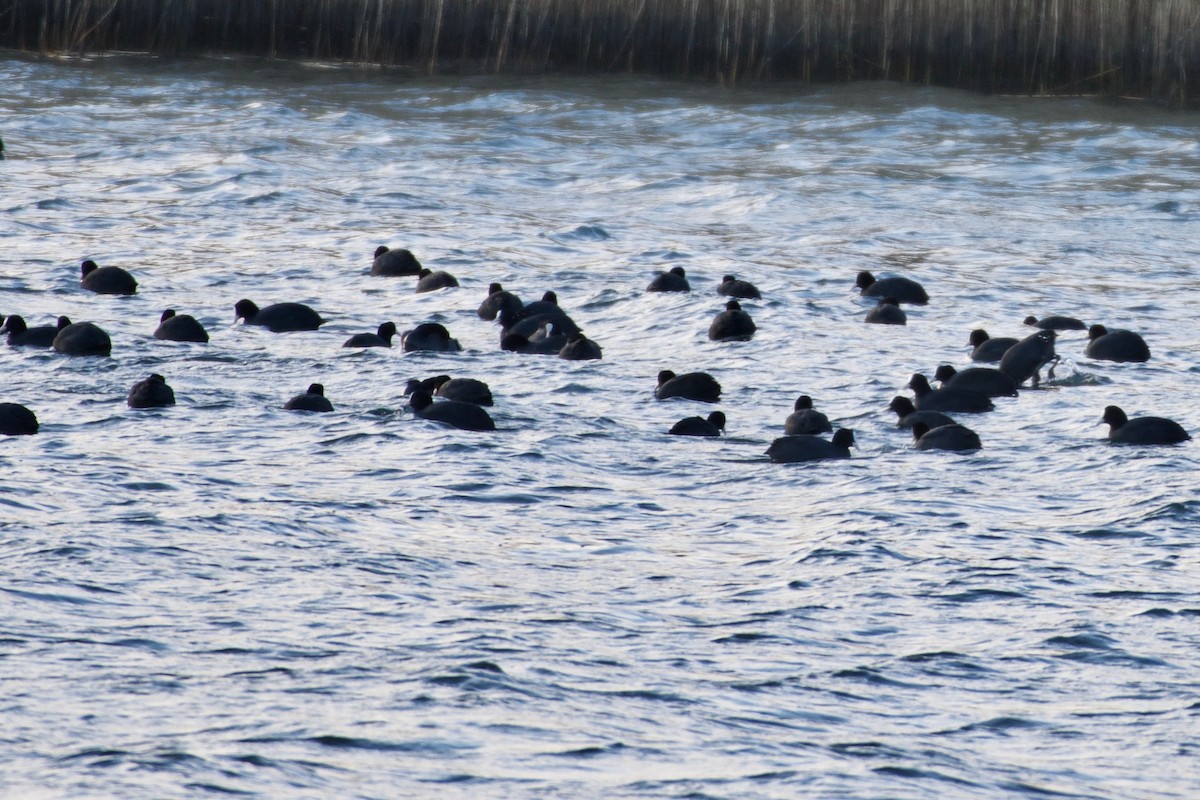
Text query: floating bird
708 300 756 341
128 374 176 408
1102 406 1189 445
80 259 137 295
284 383 334 412
864 296 907 325
1085 324 1150 363
856 270 927 305
408 389 495 431
967 329 1018 362
154 310 209 343
234 299 324 332
767 429 855 463
912 421 981 451
404 376 494 406
887 396 957 430
559 332 603 361
717 274 761 300
1024 314 1086 331
2 314 70 347
478 283 520 320
371 245 422 276
907 373 994 413
784 395 832 435
52 320 111 356
343 321 397 348
934 364 1018 398
655 370 721 402
0 402 37 435
646 266 690 292
669 411 725 437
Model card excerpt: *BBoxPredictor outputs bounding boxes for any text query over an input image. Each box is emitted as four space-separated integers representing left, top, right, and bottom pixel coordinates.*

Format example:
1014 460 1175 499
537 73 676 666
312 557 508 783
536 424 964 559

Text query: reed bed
3 0 1198 105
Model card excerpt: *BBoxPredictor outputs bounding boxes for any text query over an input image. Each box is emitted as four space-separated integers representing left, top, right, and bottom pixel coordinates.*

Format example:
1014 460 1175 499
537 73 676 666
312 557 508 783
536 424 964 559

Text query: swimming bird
498 292 580 339
1102 405 1189 445
968 329 1018 362
1085 324 1150 363
401 322 462 352
864 297 907 325
999 329 1058 387
154 309 210 343
502 330 566 355
415 268 459 293
52 321 111 356
371 245 422 276
127 374 176 408
933 364 1018 398
559 333 603 361
284 383 334 412
646 266 690 292
907 373 994 413
478 283 520 320
912 421 981 452
767 429 855 463
80 259 137 295
717 274 762 300
2 314 70 347
234 299 324 332
1024 314 1086 331
0 402 37 435
415 376 493 406
856 270 928 305
708 300 756 341
669 411 726 437
408 389 495 431
784 395 832 435
655 370 721 402
887 396 956 430
343 321 397 348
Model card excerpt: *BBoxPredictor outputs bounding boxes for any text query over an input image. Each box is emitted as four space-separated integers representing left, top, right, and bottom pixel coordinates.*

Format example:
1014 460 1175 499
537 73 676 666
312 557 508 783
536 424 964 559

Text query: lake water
1 54 1198 799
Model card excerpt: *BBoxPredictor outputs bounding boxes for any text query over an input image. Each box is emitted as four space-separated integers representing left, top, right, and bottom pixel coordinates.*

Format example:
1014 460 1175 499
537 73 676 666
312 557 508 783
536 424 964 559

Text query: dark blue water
1 55 1198 798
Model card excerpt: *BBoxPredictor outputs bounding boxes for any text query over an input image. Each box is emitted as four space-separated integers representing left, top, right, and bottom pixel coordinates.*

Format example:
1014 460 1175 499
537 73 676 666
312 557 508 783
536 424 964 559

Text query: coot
128 374 176 408
646 266 690 292
371 245 422 276
408 389 495 431
1085 324 1150 363
343 321 397 348
717 275 762 300
708 300 756 341
856 271 928 305
235 299 324 332
784 395 832 435
1102 405 1189 445
284 383 334 412
80 259 137 295
655 370 721 402
767 429 855 463
154 310 210 343
670 411 726 437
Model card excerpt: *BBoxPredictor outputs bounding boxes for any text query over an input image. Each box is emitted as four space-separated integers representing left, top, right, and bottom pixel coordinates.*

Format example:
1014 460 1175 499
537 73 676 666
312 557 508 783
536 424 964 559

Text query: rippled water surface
2 55 1199 799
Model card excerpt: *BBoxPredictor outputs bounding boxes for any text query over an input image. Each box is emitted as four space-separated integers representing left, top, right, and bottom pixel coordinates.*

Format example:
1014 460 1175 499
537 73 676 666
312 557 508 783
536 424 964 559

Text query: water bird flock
0 255 1189 460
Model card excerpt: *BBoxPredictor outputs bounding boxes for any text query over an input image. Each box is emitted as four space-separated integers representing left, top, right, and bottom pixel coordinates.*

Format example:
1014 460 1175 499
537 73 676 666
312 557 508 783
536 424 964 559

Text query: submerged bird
934 364 1018 398
669 411 726 437
784 395 832 435
907 373 994 413
0 402 37 435
856 270 928 305
912 421 981 452
371 245 422 276
887 396 956 430
2 314 70 347
967 328 1018 363
415 268 459 293
343 321 397 348
767 429 855 463
646 266 690 292
128 374 176 408
1024 314 1086 331
655 370 721 402
999 329 1058 388
1085 324 1150 363
401 322 462 352
80 259 137 295
717 274 762 300
408 389 495 431
1102 405 1189 445
864 296 907 325
284 383 334 413
708 300 756 341
52 320 111 356
235 299 324 332
154 309 209 343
